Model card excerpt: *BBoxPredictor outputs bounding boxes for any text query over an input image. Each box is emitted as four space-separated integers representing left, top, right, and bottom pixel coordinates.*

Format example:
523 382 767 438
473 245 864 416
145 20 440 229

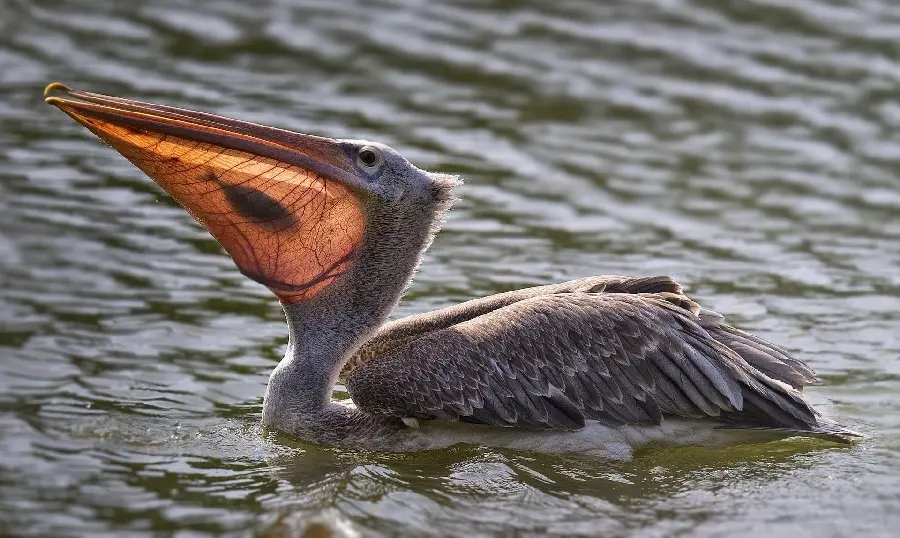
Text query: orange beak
44 83 365 303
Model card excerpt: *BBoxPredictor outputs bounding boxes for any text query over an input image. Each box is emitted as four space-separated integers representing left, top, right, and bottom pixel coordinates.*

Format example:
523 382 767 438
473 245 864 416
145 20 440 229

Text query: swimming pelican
45 83 859 458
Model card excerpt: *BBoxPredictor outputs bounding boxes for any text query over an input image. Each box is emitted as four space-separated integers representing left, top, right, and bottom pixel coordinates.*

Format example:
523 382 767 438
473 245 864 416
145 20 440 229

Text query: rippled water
1 0 899 536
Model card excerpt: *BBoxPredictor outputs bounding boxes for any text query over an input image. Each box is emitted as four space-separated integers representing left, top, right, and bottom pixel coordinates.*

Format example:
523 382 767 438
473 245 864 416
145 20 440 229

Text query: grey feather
346 278 856 440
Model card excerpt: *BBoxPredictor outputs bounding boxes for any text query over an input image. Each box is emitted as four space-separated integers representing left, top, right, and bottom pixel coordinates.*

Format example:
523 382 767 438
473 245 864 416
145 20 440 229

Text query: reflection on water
1 0 899 536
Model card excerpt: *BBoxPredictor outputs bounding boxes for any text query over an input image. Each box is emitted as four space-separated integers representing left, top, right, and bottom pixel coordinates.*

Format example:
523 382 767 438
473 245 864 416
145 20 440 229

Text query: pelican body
45 83 860 458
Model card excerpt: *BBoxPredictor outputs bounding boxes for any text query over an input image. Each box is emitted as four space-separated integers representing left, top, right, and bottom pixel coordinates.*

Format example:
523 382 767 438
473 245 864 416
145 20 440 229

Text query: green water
1 0 898 536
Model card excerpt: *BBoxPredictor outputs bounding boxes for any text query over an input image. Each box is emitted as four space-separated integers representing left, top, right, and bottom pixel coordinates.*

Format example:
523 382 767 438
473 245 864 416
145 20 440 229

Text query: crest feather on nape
429 172 462 207
426 172 462 233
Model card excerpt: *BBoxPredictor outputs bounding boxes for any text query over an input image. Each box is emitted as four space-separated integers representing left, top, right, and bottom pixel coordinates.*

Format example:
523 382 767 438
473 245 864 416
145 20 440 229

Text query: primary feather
346 276 859 442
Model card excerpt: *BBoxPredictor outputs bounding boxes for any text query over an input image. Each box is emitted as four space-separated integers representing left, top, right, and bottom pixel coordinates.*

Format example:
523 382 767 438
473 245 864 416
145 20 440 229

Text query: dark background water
1 0 899 536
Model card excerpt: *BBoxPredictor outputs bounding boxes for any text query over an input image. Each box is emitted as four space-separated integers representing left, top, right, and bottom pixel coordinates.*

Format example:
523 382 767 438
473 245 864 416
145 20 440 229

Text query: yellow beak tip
43 82 71 97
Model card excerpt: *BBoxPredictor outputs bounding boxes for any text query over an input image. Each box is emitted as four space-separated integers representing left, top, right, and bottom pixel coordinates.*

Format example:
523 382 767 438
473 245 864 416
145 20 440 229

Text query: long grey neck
261 194 448 439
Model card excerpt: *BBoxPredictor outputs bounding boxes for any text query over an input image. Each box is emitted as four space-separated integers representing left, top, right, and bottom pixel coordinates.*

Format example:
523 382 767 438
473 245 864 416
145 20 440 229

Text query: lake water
1 0 899 536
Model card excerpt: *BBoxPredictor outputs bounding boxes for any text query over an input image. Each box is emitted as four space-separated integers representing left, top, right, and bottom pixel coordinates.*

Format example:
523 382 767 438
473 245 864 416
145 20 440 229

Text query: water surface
1 0 898 536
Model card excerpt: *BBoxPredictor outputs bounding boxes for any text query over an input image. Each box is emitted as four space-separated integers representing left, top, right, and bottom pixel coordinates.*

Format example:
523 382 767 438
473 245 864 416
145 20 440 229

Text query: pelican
45 83 860 458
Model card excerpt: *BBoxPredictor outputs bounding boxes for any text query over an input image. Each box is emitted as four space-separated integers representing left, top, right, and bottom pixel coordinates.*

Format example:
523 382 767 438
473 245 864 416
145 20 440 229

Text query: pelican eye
357 146 384 171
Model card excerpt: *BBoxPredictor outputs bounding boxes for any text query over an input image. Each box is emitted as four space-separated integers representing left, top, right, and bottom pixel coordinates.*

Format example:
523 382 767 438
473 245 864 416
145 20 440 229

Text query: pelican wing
343 275 688 378
346 275 815 389
346 284 823 432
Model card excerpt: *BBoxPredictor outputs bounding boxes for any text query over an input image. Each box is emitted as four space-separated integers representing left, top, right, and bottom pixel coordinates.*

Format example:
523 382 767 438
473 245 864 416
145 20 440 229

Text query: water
1 0 898 535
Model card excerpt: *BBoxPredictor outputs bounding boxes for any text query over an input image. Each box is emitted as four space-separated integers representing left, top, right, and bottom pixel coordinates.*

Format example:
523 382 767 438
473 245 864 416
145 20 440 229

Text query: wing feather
345 276 839 436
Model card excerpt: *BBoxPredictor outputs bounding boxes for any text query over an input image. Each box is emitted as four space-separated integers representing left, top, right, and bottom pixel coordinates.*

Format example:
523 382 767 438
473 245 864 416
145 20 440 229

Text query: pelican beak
44 82 366 302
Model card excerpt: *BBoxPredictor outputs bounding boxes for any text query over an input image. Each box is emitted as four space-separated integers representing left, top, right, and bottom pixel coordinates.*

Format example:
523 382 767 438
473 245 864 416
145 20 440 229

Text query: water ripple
1 0 899 536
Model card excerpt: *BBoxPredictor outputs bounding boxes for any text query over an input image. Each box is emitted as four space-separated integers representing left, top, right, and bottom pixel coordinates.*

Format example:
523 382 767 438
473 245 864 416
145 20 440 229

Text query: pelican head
44 83 458 306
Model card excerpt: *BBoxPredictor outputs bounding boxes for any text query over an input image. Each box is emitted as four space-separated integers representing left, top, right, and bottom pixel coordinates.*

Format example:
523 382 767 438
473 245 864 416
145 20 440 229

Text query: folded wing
346 285 822 432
